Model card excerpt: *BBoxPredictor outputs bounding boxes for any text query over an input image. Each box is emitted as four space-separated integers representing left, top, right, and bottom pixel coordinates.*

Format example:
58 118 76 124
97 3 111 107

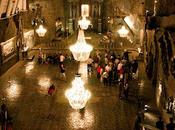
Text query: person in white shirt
59 53 65 64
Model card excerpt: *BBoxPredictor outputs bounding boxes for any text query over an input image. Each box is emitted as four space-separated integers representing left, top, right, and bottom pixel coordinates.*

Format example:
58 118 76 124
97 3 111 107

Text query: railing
140 123 159 130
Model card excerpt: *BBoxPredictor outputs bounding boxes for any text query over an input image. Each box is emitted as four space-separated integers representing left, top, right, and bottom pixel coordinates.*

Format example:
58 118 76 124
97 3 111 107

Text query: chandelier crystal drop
69 29 93 61
65 74 91 110
117 26 129 37
36 25 47 37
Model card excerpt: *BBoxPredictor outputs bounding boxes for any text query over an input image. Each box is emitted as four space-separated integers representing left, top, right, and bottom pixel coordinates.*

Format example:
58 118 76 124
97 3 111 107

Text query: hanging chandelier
65 74 91 110
78 4 91 30
78 17 91 30
36 25 47 37
117 26 129 37
69 29 93 61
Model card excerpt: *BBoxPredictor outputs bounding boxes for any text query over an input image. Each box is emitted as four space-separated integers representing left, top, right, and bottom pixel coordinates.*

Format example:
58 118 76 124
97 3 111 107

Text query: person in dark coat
156 117 164 130
134 115 141 130
166 118 175 130
131 59 138 73
123 49 130 61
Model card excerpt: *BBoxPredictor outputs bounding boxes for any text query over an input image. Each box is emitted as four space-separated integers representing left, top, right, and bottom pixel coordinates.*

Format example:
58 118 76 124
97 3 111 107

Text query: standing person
97 65 103 79
119 78 124 99
156 117 164 130
59 53 65 64
7 118 13 130
117 61 124 82
123 81 129 99
134 115 141 130
48 84 56 96
166 118 175 130
123 49 130 61
59 63 66 80
0 103 8 130
102 71 108 86
38 48 43 64
131 59 138 79
87 56 93 77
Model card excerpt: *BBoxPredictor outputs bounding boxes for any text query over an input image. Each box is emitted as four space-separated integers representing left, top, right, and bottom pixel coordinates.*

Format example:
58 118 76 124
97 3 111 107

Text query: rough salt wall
155 0 175 16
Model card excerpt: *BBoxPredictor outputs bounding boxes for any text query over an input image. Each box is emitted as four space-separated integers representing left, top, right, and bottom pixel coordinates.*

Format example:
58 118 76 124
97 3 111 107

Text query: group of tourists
37 49 67 80
87 49 138 99
37 48 65 65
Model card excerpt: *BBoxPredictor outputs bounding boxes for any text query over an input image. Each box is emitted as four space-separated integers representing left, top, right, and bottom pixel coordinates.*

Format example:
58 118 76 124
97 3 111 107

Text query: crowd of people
87 49 138 99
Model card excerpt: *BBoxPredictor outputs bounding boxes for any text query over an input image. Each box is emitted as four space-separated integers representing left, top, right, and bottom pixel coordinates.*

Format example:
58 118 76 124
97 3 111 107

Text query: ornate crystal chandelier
65 74 91 110
78 4 91 30
117 26 129 37
78 17 91 30
36 25 47 37
69 29 93 61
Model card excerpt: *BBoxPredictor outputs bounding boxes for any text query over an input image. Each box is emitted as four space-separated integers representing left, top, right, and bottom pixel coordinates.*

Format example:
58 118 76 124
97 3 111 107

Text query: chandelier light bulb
70 30 93 61
36 25 47 37
117 26 129 37
65 74 91 110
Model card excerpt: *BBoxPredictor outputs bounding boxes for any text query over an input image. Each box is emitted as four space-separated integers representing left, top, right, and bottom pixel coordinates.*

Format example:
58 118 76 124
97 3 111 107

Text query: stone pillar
97 0 103 33
68 0 73 34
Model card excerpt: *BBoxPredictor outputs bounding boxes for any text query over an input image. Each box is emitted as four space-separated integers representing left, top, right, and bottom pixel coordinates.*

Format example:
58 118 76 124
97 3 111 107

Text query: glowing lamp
36 25 47 37
81 4 89 17
70 29 93 61
117 26 129 37
78 17 91 30
65 74 91 110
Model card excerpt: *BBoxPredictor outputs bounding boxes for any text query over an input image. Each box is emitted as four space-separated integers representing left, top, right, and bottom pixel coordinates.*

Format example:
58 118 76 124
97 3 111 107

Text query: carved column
97 0 103 33
68 0 73 34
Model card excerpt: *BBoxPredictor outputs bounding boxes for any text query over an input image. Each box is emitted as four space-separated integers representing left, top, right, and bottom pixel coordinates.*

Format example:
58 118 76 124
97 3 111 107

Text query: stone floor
0 31 164 130
0 53 145 130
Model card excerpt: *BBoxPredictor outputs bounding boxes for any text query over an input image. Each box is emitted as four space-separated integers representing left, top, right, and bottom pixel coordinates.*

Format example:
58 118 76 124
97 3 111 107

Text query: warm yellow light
36 25 47 37
65 74 91 110
6 80 21 101
138 47 141 53
67 109 94 129
81 4 89 17
70 30 93 61
118 26 129 37
124 15 134 29
78 17 91 30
